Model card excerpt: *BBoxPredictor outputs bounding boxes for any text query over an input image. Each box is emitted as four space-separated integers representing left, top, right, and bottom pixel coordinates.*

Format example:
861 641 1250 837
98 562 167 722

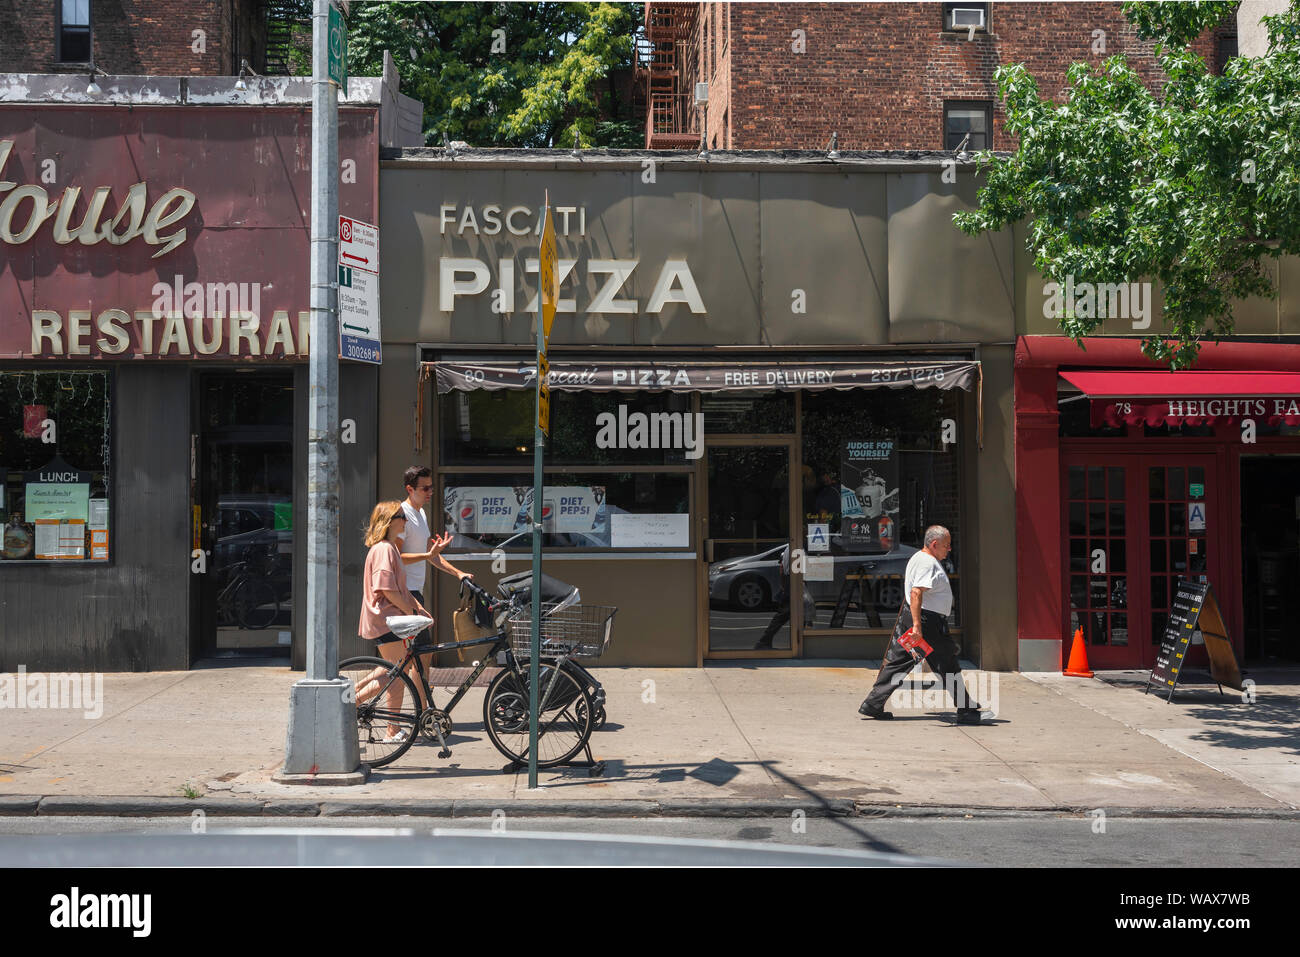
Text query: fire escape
635 3 700 149
262 0 304 76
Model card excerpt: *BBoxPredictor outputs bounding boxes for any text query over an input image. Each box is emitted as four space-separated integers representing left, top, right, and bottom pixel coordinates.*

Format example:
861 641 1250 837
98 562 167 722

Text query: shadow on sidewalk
1098 668 1300 759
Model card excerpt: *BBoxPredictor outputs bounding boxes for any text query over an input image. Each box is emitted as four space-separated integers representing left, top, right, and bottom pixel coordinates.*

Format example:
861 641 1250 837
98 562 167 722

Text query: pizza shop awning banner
1059 370 1300 427
417 357 982 451
426 359 980 395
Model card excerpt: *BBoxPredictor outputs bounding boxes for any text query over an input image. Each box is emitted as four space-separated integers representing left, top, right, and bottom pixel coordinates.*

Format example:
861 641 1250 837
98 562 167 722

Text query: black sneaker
858 702 893 720
955 708 983 725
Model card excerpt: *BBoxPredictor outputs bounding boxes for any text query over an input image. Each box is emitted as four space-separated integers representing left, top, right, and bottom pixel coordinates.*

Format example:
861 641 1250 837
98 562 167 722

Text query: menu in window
610 513 689 548
34 521 60 560
35 519 87 559
25 483 90 523
88 499 109 560
59 520 85 559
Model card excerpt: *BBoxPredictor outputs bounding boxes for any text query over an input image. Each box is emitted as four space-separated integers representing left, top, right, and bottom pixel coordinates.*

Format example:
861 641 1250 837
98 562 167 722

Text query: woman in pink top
354 500 434 741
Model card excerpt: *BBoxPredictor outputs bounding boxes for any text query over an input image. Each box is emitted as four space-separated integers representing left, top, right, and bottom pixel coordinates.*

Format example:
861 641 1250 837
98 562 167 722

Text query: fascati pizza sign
1 138 310 358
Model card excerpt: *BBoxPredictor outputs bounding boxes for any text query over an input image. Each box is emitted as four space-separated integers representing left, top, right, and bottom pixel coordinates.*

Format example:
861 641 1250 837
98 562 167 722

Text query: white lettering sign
0 139 195 259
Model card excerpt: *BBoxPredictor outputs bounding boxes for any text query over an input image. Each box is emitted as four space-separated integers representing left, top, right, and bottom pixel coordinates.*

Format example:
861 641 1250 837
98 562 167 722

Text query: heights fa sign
0 140 196 259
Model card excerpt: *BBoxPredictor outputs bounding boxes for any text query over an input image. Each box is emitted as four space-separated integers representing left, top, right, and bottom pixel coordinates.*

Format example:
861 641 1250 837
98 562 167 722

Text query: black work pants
863 606 980 711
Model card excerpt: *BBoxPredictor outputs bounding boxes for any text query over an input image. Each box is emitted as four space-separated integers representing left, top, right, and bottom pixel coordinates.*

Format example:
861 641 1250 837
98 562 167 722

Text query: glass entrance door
704 443 795 655
198 374 295 656
1063 452 1221 669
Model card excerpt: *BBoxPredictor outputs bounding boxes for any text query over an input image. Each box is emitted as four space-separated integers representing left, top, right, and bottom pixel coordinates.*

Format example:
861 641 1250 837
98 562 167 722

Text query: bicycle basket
507 602 617 659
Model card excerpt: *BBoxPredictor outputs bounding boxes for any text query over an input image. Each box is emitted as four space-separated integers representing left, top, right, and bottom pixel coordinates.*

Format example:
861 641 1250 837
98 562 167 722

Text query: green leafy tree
344 1 642 148
954 1 1300 368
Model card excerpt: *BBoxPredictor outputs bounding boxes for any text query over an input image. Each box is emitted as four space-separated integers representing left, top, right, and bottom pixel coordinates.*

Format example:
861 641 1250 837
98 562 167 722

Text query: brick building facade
642 2 1235 150
0 0 271 76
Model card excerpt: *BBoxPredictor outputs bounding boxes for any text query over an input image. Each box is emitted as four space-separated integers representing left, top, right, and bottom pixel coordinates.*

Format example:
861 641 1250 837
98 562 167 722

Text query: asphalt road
1 815 1296 866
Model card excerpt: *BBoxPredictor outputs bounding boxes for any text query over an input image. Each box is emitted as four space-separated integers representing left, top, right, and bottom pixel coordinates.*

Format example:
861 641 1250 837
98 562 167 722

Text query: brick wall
0 0 263 75
707 1 1223 150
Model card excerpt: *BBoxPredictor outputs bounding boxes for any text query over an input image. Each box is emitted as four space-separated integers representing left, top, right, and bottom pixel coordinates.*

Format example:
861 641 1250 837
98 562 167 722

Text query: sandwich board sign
1145 579 1243 702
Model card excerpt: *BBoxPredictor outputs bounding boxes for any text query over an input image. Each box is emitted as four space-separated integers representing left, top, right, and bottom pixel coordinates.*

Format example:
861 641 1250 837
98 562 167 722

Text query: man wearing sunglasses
399 466 473 688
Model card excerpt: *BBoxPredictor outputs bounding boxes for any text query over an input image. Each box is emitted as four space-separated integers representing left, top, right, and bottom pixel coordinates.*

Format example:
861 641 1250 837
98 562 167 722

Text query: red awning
1060 370 1300 428
1060 370 1300 397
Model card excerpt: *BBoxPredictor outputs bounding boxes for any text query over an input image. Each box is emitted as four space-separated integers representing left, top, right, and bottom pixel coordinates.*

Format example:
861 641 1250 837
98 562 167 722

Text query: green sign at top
328 4 348 89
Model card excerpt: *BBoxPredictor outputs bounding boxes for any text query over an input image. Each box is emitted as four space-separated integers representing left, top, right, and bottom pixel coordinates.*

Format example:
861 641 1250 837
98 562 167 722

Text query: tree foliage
344 1 642 148
954 1 1300 368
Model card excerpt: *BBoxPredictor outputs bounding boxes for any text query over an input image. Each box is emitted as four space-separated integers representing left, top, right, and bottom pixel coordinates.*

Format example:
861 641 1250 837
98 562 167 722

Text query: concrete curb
852 803 1300 819
5 795 1298 819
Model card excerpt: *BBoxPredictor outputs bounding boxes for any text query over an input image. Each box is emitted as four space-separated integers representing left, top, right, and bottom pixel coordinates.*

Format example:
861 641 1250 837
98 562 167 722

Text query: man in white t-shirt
398 466 473 690
858 525 985 724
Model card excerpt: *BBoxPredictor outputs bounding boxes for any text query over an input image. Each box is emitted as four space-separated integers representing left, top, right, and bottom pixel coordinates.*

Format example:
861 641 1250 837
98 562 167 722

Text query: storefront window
701 392 794 433
0 370 112 563
799 389 962 632
440 389 692 465
441 471 691 550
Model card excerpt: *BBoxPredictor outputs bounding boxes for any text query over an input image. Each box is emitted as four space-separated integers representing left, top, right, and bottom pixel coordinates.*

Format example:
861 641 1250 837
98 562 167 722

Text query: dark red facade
0 105 378 360
1015 337 1300 671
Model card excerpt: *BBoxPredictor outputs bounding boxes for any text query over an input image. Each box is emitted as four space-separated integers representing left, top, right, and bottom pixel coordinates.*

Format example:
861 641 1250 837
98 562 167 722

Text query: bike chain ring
419 709 454 741
488 691 528 734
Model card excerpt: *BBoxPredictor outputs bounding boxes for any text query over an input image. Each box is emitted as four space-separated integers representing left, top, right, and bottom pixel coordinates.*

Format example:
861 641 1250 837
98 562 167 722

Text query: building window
1216 31 1238 75
1 370 112 563
945 100 992 150
942 2 989 33
57 0 92 63
441 472 692 551
437 386 694 550
800 388 964 633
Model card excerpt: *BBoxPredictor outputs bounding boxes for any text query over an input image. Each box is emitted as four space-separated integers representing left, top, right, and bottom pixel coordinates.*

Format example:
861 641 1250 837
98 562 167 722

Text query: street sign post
328 3 348 89
528 197 558 789
337 215 380 364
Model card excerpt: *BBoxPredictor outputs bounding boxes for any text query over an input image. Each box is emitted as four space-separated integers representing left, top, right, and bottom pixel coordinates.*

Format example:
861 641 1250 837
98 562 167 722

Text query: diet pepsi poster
516 486 605 534
443 487 519 536
841 437 899 553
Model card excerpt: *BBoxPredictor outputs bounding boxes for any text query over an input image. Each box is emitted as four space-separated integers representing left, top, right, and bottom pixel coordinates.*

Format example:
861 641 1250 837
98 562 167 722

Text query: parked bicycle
339 572 615 774
215 546 279 630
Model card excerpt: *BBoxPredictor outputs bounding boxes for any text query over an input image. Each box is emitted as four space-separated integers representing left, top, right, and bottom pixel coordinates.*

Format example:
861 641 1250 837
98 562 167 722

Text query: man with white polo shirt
858 525 985 725
398 466 473 699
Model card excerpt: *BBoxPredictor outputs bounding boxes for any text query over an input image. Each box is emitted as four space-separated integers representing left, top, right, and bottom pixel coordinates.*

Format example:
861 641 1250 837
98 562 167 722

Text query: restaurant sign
430 359 979 394
1094 396 1300 427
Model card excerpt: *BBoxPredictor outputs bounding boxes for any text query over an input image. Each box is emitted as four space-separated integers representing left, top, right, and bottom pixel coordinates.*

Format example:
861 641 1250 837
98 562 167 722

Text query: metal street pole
278 0 362 783
529 325 543 790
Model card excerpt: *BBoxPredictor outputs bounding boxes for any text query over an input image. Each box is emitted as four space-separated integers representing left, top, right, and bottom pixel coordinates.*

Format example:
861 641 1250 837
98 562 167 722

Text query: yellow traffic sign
539 200 558 341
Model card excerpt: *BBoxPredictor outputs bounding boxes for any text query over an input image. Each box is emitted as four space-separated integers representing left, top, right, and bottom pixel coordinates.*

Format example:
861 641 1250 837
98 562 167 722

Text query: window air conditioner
950 7 986 30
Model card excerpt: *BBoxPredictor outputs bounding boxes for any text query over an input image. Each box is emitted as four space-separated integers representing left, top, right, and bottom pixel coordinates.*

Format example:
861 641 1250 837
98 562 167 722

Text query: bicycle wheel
233 578 278 630
483 663 593 768
340 656 420 767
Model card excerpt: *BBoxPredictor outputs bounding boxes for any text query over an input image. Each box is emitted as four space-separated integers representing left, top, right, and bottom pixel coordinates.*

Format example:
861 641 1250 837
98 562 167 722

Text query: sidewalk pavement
1 660 1297 816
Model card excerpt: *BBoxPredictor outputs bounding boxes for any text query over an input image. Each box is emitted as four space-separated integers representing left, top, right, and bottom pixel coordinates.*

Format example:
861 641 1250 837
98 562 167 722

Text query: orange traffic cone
1064 626 1094 678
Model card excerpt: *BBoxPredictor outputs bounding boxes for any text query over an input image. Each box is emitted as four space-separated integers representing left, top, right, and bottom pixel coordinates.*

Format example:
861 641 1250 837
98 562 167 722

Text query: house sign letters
0 139 196 259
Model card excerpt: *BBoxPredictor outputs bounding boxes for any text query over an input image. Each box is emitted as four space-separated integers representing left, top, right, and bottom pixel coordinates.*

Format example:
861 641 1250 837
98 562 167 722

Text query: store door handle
705 539 714 563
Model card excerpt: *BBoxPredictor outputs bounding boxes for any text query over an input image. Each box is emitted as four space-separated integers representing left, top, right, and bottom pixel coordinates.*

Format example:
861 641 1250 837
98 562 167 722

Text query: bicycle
215 548 279 630
339 574 615 775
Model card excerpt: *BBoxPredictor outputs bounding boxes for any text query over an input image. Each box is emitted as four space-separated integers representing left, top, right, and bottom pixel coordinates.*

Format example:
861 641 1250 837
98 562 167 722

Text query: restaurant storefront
375 151 1020 669
1015 336 1300 671
0 81 394 672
